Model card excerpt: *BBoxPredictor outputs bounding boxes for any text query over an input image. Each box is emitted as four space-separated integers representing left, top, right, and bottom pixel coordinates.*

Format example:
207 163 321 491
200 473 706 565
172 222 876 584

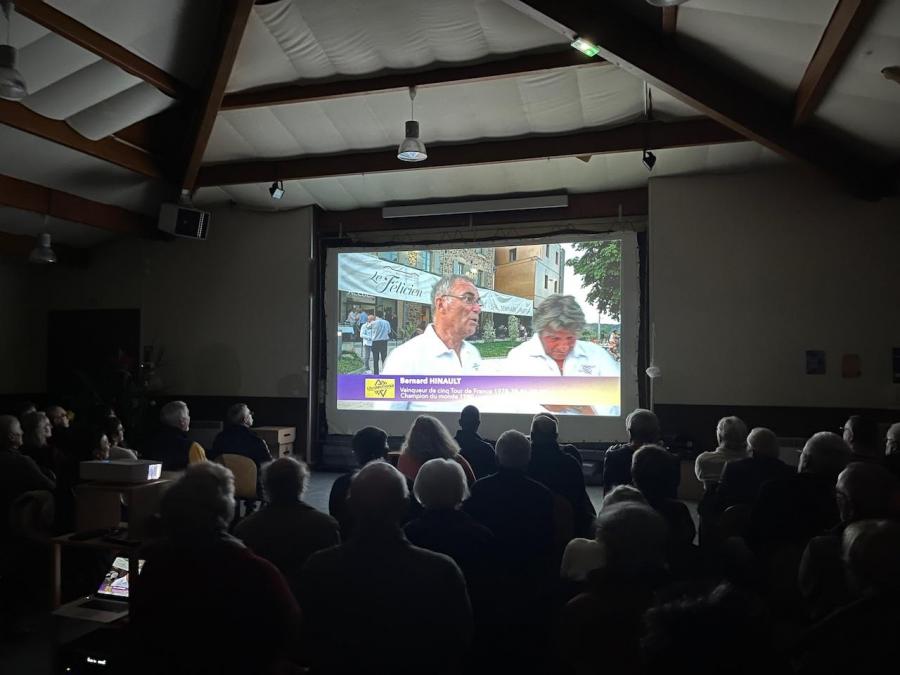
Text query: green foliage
567 240 622 321
481 314 496 342
338 351 363 374
474 340 519 358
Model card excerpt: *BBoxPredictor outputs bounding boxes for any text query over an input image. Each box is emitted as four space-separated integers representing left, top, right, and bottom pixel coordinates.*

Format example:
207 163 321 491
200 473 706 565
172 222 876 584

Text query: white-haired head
414 458 469 510
349 461 409 527
887 422 900 456
161 461 235 539
747 427 779 459
496 429 531 470
431 274 475 308
226 403 252 427
263 456 310 505
625 409 660 445
799 432 850 479
160 401 190 431
716 416 748 451
21 411 52 448
593 502 668 578
600 484 647 510
0 414 24 451
532 294 586 335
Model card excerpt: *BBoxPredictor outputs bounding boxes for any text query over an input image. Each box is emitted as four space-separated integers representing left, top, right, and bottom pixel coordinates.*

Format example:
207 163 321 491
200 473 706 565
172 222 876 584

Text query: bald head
626 409 660 445
349 461 409 527
799 432 850 480
747 427 779 459
0 415 24 451
836 462 899 523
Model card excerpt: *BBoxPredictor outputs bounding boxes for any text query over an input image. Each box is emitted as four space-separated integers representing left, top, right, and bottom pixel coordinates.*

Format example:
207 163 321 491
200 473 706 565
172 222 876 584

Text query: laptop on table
54 556 145 623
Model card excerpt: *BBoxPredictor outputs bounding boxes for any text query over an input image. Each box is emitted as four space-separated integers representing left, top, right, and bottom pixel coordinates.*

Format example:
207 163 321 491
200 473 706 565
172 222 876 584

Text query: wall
650 167 900 440
0 258 47 395
46 205 313 399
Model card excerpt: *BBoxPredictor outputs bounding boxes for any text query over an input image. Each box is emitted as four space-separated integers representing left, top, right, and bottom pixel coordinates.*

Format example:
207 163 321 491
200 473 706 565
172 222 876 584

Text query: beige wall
44 205 312 398
650 167 900 409
0 258 47 393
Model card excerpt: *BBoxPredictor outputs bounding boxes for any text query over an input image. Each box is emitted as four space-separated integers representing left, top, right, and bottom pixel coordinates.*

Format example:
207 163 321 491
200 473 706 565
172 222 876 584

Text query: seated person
454 405 497 480
298 462 472 675
842 414 884 464
603 409 664 493
209 403 271 496
104 416 137 460
397 415 475 484
328 426 390 539
128 462 300 674
19 411 59 476
45 404 74 458
0 414 56 537
717 427 793 510
695 416 749 490
235 457 340 594
887 422 900 480
141 401 194 471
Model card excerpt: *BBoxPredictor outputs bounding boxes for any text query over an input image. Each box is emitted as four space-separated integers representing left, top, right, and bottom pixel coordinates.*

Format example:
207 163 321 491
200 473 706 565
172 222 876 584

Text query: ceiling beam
0 174 156 236
793 0 877 125
221 50 604 111
13 0 190 100
0 230 89 265
0 100 163 178
506 1 884 198
318 188 647 236
181 0 256 191
196 118 742 187
661 7 678 35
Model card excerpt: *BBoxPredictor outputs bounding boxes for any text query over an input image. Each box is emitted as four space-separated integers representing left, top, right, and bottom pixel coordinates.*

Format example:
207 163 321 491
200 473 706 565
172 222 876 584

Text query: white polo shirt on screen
503 334 620 377
381 324 483 375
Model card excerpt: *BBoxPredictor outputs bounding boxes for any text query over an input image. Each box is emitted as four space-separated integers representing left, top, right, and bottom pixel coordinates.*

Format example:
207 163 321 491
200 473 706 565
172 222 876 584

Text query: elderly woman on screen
397 415 476 485
504 294 620 378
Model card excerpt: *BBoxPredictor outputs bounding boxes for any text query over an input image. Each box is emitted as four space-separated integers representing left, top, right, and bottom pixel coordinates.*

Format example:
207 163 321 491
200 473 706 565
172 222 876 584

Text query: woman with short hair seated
397 415 475 485
128 462 300 674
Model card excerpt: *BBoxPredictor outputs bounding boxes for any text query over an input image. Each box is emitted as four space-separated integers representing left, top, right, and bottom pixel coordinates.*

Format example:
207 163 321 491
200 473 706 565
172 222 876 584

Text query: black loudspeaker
157 203 210 240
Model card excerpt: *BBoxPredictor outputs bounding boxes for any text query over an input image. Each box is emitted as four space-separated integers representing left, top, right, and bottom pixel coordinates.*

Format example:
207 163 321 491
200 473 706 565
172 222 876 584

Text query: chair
216 454 258 521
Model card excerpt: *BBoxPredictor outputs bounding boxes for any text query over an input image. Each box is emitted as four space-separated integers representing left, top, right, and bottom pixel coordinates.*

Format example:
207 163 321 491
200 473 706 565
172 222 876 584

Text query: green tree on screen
567 240 622 321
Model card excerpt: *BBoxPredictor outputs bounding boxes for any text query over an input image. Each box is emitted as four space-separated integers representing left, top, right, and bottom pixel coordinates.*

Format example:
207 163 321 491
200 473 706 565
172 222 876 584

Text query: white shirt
359 322 374 346
695 447 749 485
503 334 620 377
381 324 483 375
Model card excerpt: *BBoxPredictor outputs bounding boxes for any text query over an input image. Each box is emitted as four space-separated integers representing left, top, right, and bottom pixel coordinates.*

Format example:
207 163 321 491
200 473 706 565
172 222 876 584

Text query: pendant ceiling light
397 86 427 162
0 0 26 101
29 232 57 264
646 0 689 7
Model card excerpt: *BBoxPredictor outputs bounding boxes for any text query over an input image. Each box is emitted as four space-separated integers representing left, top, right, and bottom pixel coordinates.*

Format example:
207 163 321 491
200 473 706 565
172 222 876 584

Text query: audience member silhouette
695 416 749 489
603 409 662 492
454 405 497 479
142 401 194 471
717 427 793 510
129 462 300 674
235 457 340 596
886 422 900 480
842 414 883 464
299 461 472 675
398 415 475 484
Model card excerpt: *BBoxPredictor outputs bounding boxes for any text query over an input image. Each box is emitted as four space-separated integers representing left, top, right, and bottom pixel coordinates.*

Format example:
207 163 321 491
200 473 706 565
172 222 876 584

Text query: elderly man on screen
381 274 484 375
504 295 619 378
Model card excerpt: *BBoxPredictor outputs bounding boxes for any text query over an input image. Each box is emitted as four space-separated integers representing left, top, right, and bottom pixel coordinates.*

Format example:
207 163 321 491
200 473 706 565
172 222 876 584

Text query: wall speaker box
158 203 210 239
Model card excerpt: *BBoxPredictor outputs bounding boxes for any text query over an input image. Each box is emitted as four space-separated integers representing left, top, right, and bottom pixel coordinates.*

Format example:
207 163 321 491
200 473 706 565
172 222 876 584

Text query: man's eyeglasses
442 293 482 307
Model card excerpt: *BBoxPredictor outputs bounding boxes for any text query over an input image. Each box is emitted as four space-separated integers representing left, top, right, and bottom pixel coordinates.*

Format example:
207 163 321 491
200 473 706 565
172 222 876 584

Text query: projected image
336 240 622 415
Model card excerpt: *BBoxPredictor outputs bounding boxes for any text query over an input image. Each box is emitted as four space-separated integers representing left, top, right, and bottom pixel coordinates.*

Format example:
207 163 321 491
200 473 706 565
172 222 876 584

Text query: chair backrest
218 454 258 499
188 442 207 465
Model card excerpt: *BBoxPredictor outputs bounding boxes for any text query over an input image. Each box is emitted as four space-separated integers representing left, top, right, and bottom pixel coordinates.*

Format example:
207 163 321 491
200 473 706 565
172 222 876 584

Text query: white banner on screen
338 252 533 316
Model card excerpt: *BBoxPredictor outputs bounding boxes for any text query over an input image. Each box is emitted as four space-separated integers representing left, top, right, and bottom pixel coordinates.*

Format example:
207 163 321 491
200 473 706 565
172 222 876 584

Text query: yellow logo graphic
364 378 395 399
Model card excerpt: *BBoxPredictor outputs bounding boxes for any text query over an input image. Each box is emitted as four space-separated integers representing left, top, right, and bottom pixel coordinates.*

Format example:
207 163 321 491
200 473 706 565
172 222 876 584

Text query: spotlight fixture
397 86 427 162
646 0 690 7
0 0 27 101
269 180 284 200
29 232 57 264
570 37 600 58
642 149 657 172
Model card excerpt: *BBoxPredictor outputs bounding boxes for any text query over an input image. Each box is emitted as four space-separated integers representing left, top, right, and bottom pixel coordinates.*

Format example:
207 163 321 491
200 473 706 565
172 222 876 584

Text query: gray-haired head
0 414 24 451
532 294 585 335
836 462 899 523
496 429 531 470
747 427 779 459
161 461 235 539
160 400 190 431
530 413 558 441
414 458 469 510
226 403 252 427
626 409 660 445
887 422 900 456
799 432 850 479
263 456 310 505
349 460 410 527
21 411 51 447
594 502 668 577
600 484 647 510
843 519 900 595
716 417 748 451
431 273 475 308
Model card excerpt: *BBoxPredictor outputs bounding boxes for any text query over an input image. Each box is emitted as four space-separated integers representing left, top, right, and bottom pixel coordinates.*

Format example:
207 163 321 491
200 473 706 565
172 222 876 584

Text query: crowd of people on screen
2 400 900 674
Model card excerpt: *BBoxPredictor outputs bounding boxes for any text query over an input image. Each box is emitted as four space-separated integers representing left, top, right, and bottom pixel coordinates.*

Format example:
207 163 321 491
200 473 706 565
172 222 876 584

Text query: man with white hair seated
141 400 194 471
695 416 749 489
886 422 900 480
209 403 272 498
717 427 793 510
129 462 300 674
298 461 472 675
752 431 850 550
603 409 664 493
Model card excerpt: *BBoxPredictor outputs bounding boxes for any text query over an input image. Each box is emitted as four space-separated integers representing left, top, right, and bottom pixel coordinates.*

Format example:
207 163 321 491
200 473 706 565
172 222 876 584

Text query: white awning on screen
338 252 533 316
